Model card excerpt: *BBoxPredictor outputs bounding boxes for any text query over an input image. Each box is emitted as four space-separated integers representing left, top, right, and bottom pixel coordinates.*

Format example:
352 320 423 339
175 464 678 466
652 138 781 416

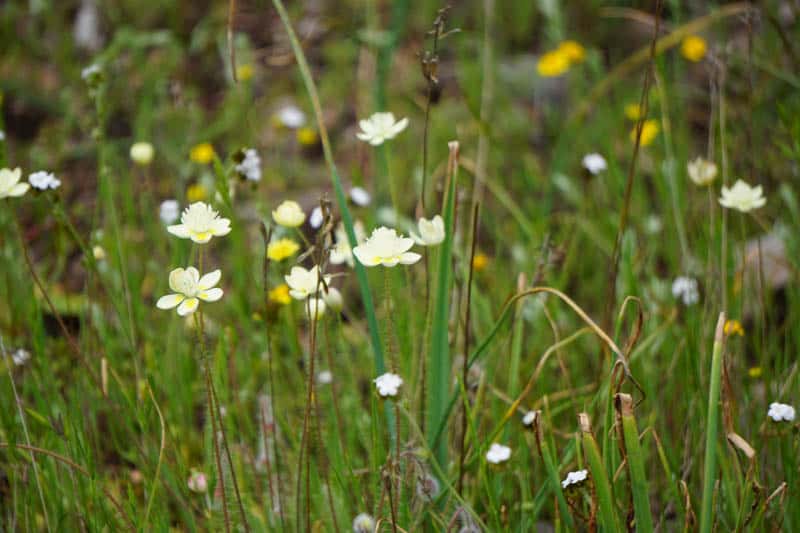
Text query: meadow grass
1 1 799 531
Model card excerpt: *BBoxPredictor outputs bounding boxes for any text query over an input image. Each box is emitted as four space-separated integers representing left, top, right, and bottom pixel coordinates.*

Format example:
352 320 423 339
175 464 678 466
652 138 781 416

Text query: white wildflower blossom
486 443 511 464
352 513 376 533
356 112 408 146
522 411 537 427
12 348 31 366
353 226 421 267
159 199 180 225
768 402 795 422
277 105 306 129
167 202 231 243
350 186 371 206
317 370 333 385
374 373 403 397
29 171 61 190
582 153 607 175
235 148 262 182
0 168 30 198
410 215 445 246
309 206 324 229
330 221 366 267
671 276 699 306
305 297 326 320
719 180 766 212
156 267 224 316
561 469 589 488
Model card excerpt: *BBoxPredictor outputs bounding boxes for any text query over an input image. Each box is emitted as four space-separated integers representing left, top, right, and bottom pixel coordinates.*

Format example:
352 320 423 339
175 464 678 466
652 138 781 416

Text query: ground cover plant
1 0 799 531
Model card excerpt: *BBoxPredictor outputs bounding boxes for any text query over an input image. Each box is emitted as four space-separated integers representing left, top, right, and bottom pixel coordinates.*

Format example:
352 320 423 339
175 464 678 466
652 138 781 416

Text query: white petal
399 252 422 265
198 288 223 302
390 117 409 136
186 267 200 284
168 268 186 292
156 294 185 309
167 224 191 238
177 298 199 316
8 182 29 197
212 218 231 236
198 270 221 290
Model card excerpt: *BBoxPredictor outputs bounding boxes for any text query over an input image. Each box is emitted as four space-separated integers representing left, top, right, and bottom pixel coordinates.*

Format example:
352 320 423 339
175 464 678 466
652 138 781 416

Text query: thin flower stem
0 336 51 533
0 443 136 533
194 312 231 533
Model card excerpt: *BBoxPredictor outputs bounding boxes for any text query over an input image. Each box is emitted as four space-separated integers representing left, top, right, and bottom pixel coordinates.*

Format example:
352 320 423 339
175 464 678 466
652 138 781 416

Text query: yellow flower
267 238 300 262
268 284 291 305
723 319 744 337
236 64 254 81
472 253 489 272
681 36 707 62
748 367 762 379
557 40 585 64
190 143 215 164
296 127 318 146
630 119 659 146
537 50 570 77
186 183 208 203
624 103 643 121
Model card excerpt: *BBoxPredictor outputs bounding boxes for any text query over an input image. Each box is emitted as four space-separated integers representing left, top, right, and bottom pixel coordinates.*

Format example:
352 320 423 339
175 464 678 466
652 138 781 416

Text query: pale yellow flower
267 238 300 261
410 215 445 246
681 36 707 62
284 265 331 300
687 157 718 186
272 200 306 228
156 267 223 316
352 227 421 267
0 167 29 198
296 127 318 146
167 202 231 244
356 112 408 146
236 64 254 81
130 142 154 166
719 180 766 212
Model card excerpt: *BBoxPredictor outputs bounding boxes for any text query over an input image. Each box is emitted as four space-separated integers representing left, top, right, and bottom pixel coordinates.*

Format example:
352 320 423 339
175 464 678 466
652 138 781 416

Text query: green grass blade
699 313 726 533
426 141 459 467
616 393 654 533
579 413 621 533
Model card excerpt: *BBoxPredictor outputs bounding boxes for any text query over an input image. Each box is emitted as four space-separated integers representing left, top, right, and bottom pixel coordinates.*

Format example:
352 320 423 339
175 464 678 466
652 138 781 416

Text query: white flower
768 402 795 422
350 186 371 206
0 130 5 141
284 265 331 300
0 167 29 198
306 298 326 320
277 105 306 129
352 513 376 533
309 206 324 228
353 226 421 267
561 469 589 488
317 370 333 385
187 471 208 493
374 372 403 397
92 245 106 261
582 153 607 175
29 171 61 190
12 348 31 366
486 443 511 464
167 202 231 243
522 411 537 427
81 63 101 80
235 148 262 182
323 286 343 312
671 276 699 306
130 142 154 166
644 215 663 235
330 221 366 267
356 112 409 146
159 199 180 225
272 200 306 227
156 267 224 316
719 180 766 212
687 157 717 186
410 215 445 246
